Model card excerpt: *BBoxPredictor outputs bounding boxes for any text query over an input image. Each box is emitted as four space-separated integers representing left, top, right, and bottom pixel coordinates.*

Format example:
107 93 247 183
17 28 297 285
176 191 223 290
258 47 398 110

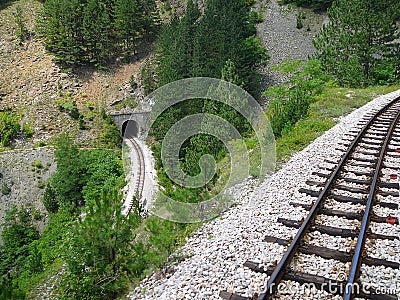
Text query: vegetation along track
126 137 145 214
221 97 400 300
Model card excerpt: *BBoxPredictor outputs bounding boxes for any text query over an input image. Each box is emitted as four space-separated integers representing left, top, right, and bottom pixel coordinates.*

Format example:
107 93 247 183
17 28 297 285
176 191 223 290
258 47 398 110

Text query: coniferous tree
83 0 113 67
38 0 158 68
114 0 142 55
156 0 267 91
283 0 333 11
49 134 83 211
37 0 85 66
60 192 144 299
152 0 268 189
140 0 159 40
156 17 185 86
313 0 400 86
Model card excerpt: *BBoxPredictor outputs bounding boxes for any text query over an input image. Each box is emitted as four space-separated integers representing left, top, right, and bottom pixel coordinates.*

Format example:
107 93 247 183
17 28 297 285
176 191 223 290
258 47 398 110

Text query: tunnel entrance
122 120 139 138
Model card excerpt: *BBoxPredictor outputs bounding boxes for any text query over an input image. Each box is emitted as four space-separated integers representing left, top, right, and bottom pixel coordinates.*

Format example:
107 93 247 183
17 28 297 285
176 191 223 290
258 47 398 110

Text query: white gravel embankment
128 89 400 300
122 138 157 215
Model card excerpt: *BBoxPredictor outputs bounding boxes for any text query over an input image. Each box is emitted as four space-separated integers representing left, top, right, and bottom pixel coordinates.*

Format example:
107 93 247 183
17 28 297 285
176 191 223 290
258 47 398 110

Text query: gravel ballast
128 89 400 300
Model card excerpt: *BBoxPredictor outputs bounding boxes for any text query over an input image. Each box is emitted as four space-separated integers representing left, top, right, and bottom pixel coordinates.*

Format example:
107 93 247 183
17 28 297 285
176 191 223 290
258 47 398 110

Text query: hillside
0 0 399 298
0 0 149 149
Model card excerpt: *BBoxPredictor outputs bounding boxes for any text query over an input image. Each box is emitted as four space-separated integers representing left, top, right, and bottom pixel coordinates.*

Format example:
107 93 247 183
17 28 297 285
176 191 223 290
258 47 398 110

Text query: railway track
220 97 400 300
126 137 145 214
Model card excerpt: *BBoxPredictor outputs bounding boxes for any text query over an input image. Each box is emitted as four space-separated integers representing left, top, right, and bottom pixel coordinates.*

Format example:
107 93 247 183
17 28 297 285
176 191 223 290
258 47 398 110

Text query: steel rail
258 97 400 300
344 106 400 300
126 137 145 215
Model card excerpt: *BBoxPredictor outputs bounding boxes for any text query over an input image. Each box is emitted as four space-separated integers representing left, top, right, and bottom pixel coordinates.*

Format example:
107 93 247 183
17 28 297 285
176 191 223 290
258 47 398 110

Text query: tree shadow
72 42 154 85
0 0 16 11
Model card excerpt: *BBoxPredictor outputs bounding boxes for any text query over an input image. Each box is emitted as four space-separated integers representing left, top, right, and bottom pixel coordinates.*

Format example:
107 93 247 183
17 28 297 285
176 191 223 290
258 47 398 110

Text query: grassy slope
276 85 400 162
218 85 400 183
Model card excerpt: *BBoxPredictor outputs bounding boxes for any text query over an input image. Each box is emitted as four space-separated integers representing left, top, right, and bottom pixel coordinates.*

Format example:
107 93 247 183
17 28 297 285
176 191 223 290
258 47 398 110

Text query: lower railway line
220 97 400 300
126 137 146 214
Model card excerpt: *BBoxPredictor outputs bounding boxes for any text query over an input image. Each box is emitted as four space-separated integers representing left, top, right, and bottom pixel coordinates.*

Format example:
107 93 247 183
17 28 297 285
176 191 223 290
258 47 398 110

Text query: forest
0 0 399 298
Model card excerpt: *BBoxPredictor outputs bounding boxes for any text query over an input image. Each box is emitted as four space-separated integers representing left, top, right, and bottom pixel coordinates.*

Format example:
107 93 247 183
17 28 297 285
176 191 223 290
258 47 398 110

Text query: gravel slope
128 90 400 300
257 0 326 88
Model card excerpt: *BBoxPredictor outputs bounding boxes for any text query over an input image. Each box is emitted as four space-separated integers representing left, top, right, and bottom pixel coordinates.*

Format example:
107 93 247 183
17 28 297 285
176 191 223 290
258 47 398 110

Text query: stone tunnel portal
122 120 139 138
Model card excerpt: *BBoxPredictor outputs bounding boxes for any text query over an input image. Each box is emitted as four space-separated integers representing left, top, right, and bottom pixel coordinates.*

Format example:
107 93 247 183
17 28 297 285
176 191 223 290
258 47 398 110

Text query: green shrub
37 180 45 189
141 59 157 96
43 184 58 213
23 123 34 138
100 108 107 120
244 0 255 5
248 11 263 24
1 183 11 195
78 115 87 130
55 97 81 120
13 5 28 44
33 209 42 220
0 110 21 146
98 122 121 148
35 141 46 147
296 18 303 29
33 160 42 169
265 59 329 137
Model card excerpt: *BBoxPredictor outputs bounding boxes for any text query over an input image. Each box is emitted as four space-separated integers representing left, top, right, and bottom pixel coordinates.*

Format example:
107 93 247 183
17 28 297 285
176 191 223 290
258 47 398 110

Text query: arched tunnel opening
122 120 139 138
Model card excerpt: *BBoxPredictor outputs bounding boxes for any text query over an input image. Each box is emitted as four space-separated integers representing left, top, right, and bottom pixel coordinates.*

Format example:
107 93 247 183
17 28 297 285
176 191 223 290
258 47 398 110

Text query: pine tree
38 0 158 68
140 0 159 41
13 5 28 45
191 0 266 90
313 0 400 86
37 0 85 66
114 0 142 56
50 134 84 211
156 17 185 86
60 192 144 299
83 0 113 67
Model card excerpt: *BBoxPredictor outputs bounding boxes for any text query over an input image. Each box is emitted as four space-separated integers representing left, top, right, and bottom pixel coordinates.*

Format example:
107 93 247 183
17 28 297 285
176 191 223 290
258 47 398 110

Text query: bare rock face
0 148 56 240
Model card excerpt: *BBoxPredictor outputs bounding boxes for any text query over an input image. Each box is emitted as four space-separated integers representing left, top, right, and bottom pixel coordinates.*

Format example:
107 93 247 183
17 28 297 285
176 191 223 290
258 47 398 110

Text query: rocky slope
0 0 148 149
0 147 55 238
257 0 326 89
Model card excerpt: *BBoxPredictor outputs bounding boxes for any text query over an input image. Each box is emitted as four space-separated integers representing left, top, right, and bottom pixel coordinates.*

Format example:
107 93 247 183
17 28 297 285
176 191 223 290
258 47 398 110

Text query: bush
13 5 28 44
141 59 157 96
269 96 310 136
46 134 124 212
265 59 330 137
33 160 42 169
98 122 121 148
23 123 34 138
296 14 303 29
0 110 21 146
37 180 45 189
35 141 46 147
1 183 11 195
43 184 58 213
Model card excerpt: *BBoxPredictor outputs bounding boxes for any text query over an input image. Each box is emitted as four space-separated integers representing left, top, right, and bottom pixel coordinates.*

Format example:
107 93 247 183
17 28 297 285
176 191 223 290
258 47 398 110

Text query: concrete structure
111 111 151 138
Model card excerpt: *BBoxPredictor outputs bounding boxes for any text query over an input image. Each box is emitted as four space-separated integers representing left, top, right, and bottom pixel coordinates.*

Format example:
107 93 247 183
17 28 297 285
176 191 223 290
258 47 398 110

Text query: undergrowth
275 84 400 162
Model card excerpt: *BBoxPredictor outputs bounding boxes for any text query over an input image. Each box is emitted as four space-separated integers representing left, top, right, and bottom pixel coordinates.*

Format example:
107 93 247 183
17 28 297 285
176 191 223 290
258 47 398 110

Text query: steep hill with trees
0 0 399 299
147 0 268 204
37 0 159 68
313 0 400 87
